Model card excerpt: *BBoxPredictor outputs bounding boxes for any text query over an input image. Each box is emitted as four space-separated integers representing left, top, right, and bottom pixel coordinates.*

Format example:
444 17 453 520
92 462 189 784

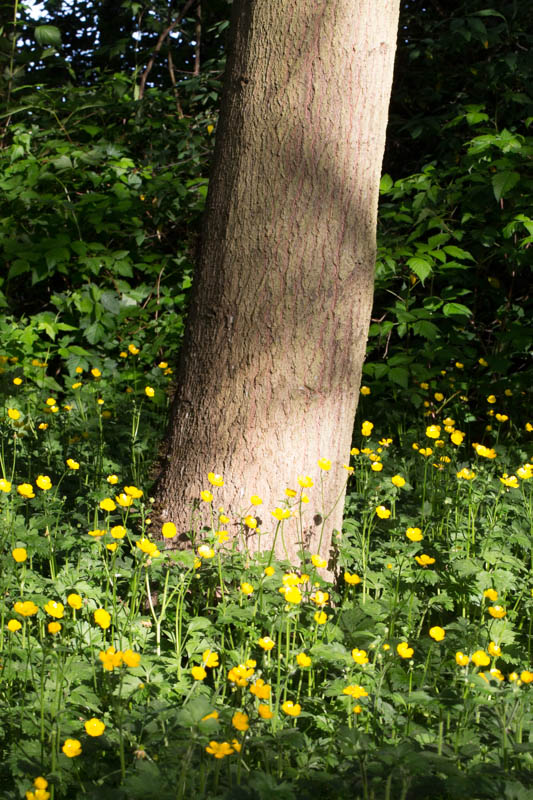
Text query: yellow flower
520 671 533 684
360 385 371 395
48 621 61 634
99 646 123 670
456 467 476 480
201 711 219 722
219 513 230 523
122 649 141 668
244 515 257 529
136 538 159 556
450 430 465 445
495 413 508 422
7 619 22 632
271 507 291 520
191 666 207 680
352 648 369 665
429 626 445 642
249 495 262 506
258 636 275 651
297 475 314 488
208 472 224 486
434 392 444 402
487 394 496 404
13 600 38 617
114 492 132 507
201 489 213 502
296 652 312 667
264 566 275 577
455 361 464 369
128 344 139 355
284 586 302 604
62 739 82 758
397 642 414 659
317 457 331 471
282 572 300 586
391 475 405 487
314 611 328 624
158 361 168 369
473 443 497 459
415 554 435 567
281 701 301 717
455 651 470 666
13 377 22 385
343 684 368 699
488 605 506 619
216 530 229 544
228 664 255 686
311 554 327 568
526 422 533 432
406 527 423 542
240 582 254 596
85 718 105 737
35 475 52 491
232 712 249 731
371 462 383 472
67 593 82 609
17 483 35 499
471 650 490 667
205 741 234 759
202 649 219 668
0 478 11 492
361 421 374 436
72 381 82 389
488 642 501 657
375 506 391 519
258 704 274 719
500 473 519 488
161 521 177 539
144 386 155 397
197 544 215 559
66 458 80 470
312 590 329 607
425 425 441 439
45 397 56 406
420 382 429 390
344 571 361 585
7 408 21 420
99 498 116 512
418 447 433 457
250 678 271 698
12 547 27 563
110 525 126 539
94 608 111 629
107 474 119 484
124 485 143 498
44 601 64 619
484 588 498 602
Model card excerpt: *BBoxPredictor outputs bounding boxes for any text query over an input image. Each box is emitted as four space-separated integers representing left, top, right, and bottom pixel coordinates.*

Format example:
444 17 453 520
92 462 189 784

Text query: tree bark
155 0 400 565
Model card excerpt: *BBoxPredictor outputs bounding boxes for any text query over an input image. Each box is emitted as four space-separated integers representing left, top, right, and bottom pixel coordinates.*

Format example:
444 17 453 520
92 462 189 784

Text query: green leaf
407 256 432 284
34 25 62 48
492 171 520 202
379 174 394 194
442 246 474 261
442 302 472 317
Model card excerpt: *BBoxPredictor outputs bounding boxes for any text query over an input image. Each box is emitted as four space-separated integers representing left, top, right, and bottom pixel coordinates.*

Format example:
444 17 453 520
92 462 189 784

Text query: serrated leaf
442 302 472 317
407 256 432 284
492 171 520 202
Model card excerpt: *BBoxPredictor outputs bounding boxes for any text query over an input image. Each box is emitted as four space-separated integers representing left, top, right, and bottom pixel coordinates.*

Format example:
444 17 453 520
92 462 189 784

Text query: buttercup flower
488 605 506 619
258 704 274 719
66 458 80 470
136 538 159 556
343 685 368 699
258 636 275 651
281 701 301 717
244 515 257 529
202 649 219 668
85 718 105 737
100 498 116 512
429 626 445 642
232 712 249 731
406 527 423 542
415 554 435 567
314 611 327 624
375 506 391 519
191 666 207 680
13 600 38 617
360 385 371 395
472 650 490 667
283 586 302 604
110 525 126 539
311 554 327 568
7 619 22 632
483 588 498 602
201 490 213 502
344 571 361 585
116 492 133 507
12 547 27 563
197 544 215 559
122 649 141 668
240 582 254 596
208 472 224 486
107 474 119 485
205 741 234 759
228 664 255 686
297 475 314 488
488 642 501 657
264 566 275 577
391 475 406 487
361 421 374 436
17 483 35 499
426 425 441 439
144 386 155 397
318 457 331 471
62 739 82 758
7 408 20 420
455 652 470 666
352 648 369 665
44 601 64 619
99 646 123 671
271 507 291 520
94 608 111 629
0 478 11 492
397 642 414 659
67 593 83 609
296 652 312 667
48 622 61 634
250 679 271 699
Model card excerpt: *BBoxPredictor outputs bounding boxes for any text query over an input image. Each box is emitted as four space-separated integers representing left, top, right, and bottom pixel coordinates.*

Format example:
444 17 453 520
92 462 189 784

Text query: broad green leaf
442 302 472 317
407 256 432 284
379 174 394 193
34 25 62 48
492 171 520 202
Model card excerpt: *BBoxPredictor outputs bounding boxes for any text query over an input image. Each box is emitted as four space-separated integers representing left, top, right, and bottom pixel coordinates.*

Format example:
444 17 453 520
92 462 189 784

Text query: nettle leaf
407 256 432 284
492 171 520 202
34 25 62 48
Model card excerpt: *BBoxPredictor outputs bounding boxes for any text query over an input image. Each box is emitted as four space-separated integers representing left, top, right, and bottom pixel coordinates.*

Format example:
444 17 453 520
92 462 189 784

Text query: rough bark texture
155 0 400 565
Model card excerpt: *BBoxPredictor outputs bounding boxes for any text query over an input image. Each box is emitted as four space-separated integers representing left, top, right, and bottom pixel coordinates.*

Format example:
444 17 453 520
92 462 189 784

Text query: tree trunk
155 0 400 566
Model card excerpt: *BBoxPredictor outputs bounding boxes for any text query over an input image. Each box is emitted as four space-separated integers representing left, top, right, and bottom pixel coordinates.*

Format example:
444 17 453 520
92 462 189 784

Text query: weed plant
0 348 532 800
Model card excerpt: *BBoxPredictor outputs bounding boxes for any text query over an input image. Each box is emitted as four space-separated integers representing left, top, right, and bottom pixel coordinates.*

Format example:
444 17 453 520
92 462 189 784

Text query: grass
0 347 532 800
